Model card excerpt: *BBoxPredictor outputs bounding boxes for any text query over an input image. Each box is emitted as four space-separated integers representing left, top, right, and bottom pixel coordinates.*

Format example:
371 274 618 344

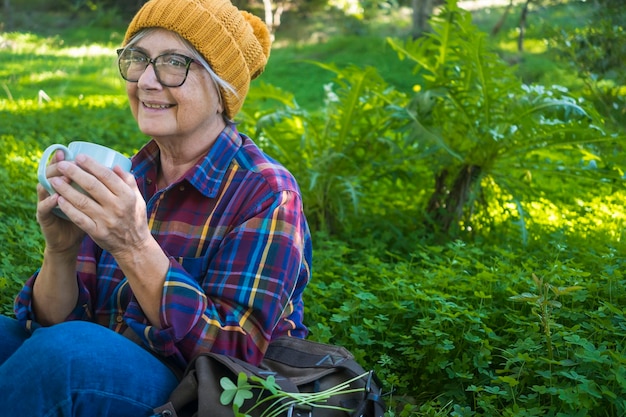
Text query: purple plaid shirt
15 125 311 369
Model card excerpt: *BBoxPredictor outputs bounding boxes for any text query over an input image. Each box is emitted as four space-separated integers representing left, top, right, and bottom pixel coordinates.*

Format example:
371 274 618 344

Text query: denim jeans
0 315 178 416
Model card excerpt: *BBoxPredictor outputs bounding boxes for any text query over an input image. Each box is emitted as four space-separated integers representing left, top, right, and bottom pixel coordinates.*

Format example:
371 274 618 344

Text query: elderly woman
0 0 311 415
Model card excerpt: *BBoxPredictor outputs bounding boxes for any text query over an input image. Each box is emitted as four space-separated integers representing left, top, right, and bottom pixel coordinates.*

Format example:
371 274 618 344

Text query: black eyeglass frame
116 48 197 87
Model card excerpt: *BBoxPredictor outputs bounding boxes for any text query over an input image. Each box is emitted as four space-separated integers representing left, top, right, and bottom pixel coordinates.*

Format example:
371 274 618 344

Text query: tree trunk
426 164 482 235
517 0 532 52
261 0 284 41
273 4 284 34
412 0 434 38
491 0 513 36
263 0 273 34
2 0 11 31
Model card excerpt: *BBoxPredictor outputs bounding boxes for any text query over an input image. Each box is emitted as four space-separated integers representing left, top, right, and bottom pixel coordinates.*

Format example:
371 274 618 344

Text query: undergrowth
307 231 626 416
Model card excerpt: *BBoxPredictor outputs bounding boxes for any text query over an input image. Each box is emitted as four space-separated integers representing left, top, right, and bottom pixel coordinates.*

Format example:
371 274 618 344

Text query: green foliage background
1 0 625 415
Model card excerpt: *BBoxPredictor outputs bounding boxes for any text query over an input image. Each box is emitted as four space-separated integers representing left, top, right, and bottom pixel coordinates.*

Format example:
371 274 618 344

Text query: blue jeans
0 315 179 416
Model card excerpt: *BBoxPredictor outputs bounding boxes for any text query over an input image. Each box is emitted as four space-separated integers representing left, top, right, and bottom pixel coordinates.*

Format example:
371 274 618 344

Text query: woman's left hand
52 154 151 257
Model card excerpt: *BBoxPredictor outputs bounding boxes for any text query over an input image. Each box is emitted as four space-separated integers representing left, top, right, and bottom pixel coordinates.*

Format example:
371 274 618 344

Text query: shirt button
179 185 185 191
146 178 153 185
116 315 124 323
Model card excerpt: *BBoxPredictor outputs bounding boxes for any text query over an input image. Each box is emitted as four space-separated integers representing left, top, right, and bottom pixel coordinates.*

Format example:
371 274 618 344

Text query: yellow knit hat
123 0 271 119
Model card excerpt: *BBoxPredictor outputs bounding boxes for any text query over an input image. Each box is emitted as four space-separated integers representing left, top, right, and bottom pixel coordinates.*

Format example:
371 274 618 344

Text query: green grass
260 35 416 109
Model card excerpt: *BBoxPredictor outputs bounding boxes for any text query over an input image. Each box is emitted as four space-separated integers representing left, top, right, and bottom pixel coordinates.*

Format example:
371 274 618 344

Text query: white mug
37 141 132 218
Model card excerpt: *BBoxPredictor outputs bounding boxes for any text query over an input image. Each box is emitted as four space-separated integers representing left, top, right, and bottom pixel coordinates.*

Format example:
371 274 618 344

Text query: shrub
242 66 410 237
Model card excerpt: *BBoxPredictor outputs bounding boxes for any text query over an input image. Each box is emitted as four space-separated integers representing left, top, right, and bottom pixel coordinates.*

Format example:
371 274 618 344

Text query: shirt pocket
176 256 209 283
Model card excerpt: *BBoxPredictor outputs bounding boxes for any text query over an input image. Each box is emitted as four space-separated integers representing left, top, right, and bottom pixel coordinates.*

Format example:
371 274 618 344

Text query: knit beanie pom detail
240 10 271 79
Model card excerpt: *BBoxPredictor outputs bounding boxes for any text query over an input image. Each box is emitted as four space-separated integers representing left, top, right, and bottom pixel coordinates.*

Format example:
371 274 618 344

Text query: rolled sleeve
14 273 94 331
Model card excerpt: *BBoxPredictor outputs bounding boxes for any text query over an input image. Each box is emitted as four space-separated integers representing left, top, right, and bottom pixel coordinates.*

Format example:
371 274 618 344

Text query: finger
113 165 140 199
56 193 97 229
113 164 136 187
36 183 62 213
49 175 99 222
55 159 110 204
36 183 51 200
36 186 60 214
45 152 71 180
73 155 128 199
36 185 64 225
55 149 68 162
53 176 103 233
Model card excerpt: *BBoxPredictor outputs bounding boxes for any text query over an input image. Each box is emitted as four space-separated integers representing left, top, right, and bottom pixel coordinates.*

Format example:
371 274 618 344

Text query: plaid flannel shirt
15 125 311 369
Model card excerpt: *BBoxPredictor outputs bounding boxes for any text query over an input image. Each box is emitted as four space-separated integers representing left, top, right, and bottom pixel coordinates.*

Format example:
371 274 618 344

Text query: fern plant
387 0 624 239
244 66 407 235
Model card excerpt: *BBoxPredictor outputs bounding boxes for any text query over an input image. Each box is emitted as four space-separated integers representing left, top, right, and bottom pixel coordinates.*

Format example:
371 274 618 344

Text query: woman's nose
137 63 162 89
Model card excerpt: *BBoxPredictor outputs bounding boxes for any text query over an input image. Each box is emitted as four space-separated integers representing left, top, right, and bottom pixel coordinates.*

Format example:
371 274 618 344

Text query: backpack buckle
288 404 313 417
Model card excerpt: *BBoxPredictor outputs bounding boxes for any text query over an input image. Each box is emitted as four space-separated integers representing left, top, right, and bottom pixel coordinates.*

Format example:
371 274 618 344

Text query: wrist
110 236 159 265
44 245 80 263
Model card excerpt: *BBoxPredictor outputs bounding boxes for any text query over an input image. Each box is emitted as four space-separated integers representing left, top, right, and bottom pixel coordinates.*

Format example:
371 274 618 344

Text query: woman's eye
166 55 188 67
130 54 149 63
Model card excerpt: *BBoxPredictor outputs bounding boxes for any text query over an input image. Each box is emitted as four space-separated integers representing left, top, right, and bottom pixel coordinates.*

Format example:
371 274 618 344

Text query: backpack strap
348 370 386 417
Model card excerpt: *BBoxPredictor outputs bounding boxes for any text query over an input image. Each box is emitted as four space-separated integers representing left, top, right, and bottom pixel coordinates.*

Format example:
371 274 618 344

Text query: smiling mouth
143 102 173 109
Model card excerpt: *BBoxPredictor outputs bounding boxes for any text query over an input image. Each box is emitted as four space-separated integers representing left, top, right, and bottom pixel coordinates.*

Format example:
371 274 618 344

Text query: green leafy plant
219 371 369 417
509 272 584 362
548 0 626 132
387 0 624 239
243 65 408 236
305 232 626 416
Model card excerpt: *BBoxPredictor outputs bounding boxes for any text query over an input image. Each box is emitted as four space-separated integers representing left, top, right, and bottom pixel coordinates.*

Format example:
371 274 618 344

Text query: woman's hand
50 154 152 258
37 152 169 326
37 151 86 255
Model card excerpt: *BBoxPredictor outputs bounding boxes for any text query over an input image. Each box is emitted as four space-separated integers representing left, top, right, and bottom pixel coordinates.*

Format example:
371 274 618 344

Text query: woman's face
124 29 225 144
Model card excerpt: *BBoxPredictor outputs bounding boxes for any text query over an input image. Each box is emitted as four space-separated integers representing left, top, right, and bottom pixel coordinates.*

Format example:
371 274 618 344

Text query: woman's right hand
36 151 86 255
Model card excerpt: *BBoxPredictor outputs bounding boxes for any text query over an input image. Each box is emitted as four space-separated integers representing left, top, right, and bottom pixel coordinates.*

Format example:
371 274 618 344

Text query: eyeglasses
116 48 196 87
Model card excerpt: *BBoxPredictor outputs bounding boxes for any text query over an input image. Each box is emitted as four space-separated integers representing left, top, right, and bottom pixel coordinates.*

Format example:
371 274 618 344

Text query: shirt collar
132 124 242 199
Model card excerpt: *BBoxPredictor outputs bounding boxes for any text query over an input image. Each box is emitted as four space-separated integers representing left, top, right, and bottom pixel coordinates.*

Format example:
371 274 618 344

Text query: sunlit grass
0 44 124 100
60 44 117 57
0 32 63 54
497 37 548 54
0 94 129 110
27 69 69 83
474 176 625 246
524 192 626 243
